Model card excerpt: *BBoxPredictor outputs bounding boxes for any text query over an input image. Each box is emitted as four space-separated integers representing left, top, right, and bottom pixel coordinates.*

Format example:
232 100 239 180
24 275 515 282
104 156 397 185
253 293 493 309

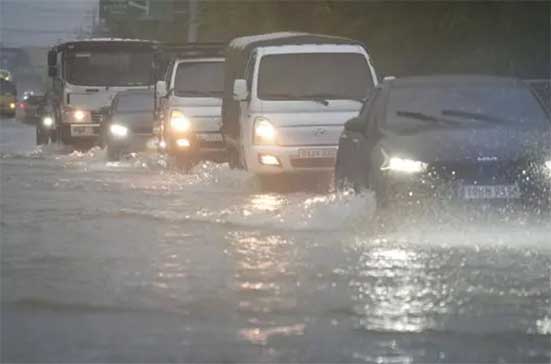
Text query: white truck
156 44 225 169
222 32 378 177
47 39 158 146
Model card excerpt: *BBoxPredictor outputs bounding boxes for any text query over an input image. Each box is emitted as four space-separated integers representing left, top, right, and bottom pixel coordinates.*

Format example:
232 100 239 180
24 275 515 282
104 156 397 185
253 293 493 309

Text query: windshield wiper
396 110 461 126
441 109 512 125
302 93 366 105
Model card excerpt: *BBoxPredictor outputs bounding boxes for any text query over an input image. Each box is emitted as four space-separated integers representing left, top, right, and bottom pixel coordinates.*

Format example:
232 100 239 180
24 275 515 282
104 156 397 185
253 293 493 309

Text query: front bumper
166 131 225 157
246 145 338 175
108 133 157 152
60 123 101 140
378 169 551 208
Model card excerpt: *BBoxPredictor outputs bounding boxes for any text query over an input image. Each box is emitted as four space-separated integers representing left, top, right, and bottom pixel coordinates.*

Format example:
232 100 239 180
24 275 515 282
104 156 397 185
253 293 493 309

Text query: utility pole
187 0 198 42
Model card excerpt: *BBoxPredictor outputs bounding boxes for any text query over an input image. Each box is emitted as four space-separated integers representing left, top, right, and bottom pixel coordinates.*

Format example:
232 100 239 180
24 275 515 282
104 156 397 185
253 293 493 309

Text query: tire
106 146 121 161
368 166 388 209
36 128 49 145
228 147 240 170
50 129 57 143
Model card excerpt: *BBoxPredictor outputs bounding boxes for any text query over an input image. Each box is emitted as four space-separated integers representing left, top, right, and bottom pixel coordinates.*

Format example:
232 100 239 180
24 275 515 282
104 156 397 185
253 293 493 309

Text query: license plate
71 125 96 136
297 148 337 159
197 133 223 142
462 185 521 200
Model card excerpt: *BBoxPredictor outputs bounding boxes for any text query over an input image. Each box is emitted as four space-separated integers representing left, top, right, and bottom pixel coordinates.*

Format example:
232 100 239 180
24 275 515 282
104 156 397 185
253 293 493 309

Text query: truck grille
90 111 104 123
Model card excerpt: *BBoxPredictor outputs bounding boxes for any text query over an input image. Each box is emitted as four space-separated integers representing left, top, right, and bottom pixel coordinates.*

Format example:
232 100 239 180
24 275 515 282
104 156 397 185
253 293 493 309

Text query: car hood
380 127 551 163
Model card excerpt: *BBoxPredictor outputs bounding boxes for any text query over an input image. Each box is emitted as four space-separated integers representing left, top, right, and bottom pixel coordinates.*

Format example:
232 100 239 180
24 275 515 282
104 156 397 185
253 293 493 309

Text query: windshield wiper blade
441 109 511 125
302 93 366 104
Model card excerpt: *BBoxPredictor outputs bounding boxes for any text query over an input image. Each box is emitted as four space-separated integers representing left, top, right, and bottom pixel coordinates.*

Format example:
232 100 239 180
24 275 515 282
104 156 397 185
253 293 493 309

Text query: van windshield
258 53 372 101
64 50 153 87
174 62 224 98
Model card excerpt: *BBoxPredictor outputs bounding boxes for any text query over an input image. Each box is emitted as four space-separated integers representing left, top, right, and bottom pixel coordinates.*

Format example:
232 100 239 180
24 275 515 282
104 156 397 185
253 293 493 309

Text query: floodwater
1 119 550 363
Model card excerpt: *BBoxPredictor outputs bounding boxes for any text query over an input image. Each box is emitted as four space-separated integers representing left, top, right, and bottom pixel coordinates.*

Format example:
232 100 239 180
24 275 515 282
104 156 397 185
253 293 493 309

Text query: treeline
107 1 550 78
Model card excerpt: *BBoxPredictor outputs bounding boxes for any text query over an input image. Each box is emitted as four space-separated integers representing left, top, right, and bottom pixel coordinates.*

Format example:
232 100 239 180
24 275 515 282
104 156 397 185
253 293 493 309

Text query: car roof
386 75 525 87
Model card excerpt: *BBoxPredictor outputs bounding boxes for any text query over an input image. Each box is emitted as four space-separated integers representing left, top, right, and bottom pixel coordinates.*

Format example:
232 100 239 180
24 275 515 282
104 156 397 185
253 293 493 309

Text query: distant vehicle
335 75 551 212
156 43 225 170
104 90 157 161
35 95 57 145
19 92 45 123
222 32 378 179
47 39 159 146
0 69 13 82
0 79 17 117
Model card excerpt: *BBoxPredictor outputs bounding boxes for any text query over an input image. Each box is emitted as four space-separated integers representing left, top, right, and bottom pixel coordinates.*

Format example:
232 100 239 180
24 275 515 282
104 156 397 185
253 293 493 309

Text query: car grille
90 111 104 123
290 158 336 168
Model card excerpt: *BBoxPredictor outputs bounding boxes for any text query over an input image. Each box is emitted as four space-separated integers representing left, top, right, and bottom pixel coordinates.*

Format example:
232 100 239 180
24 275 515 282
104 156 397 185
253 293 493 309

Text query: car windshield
258 53 372 102
173 61 224 98
116 93 154 113
386 84 549 134
64 50 153 87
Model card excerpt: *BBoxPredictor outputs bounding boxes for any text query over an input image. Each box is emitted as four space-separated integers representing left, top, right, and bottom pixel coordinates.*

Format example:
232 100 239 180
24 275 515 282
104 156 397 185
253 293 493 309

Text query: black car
335 75 551 211
104 90 156 161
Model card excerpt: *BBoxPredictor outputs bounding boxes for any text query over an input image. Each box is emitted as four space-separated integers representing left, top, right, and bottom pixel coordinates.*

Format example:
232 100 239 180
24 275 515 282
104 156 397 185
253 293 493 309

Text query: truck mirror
47 50 57 67
233 79 248 101
156 80 167 98
344 117 365 133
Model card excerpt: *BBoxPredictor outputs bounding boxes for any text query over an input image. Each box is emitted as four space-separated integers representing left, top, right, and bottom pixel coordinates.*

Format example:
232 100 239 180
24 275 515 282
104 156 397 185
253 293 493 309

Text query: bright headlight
110 124 128 138
382 157 428 174
545 161 551 174
9 102 15 109
254 118 276 145
42 116 54 128
169 111 191 132
74 110 86 122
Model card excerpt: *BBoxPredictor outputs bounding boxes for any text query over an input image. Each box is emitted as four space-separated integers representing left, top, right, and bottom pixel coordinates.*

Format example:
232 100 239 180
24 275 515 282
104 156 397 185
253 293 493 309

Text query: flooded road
1 119 550 363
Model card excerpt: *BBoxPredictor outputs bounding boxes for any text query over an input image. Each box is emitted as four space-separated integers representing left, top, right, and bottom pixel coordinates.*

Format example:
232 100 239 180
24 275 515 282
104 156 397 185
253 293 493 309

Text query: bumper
246 145 338 175
166 132 226 158
60 123 101 140
378 171 551 207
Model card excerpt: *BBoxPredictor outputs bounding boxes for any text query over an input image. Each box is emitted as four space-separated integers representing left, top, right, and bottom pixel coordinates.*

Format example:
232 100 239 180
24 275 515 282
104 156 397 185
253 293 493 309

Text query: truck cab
222 33 378 177
47 39 158 146
156 44 225 169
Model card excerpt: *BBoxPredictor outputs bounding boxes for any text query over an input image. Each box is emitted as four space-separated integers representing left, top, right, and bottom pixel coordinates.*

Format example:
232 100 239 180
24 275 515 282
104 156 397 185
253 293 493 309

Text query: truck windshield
64 50 153 87
0 79 17 95
116 93 154 113
258 53 372 101
173 61 224 98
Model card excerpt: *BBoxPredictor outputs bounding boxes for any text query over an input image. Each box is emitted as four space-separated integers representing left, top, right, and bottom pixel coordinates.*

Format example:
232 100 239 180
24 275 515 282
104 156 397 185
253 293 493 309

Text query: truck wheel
36 128 48 145
107 146 121 161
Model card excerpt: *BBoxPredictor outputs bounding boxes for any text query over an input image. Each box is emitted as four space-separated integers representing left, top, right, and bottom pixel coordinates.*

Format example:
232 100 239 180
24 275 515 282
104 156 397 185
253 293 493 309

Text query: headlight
42 116 54 128
254 117 276 145
169 110 191 132
545 161 551 175
64 108 90 123
110 124 128 138
9 102 15 109
382 156 428 174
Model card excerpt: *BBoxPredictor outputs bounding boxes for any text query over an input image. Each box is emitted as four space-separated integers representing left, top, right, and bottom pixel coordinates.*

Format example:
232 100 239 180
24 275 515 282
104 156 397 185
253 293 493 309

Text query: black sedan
104 90 157 161
335 75 551 212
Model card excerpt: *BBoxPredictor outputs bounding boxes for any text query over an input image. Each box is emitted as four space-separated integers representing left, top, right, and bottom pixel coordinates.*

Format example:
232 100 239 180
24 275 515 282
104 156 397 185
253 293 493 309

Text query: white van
222 32 377 176
157 44 225 168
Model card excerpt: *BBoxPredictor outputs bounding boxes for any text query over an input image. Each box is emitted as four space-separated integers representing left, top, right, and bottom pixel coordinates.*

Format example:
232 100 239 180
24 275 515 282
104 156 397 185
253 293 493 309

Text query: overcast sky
0 0 98 48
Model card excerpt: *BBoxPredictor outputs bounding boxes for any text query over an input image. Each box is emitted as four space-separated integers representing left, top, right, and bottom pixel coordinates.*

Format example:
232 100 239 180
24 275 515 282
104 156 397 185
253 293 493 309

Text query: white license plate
297 148 337 159
71 125 96 136
462 185 521 200
197 133 223 142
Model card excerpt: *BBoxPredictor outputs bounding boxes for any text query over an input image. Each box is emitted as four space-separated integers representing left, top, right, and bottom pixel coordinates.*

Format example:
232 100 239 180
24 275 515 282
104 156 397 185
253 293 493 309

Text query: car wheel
106 146 121 162
368 166 388 209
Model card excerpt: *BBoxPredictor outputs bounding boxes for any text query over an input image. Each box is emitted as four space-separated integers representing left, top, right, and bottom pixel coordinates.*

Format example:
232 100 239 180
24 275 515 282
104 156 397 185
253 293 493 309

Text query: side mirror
344 117 365 133
233 79 249 101
156 80 167 98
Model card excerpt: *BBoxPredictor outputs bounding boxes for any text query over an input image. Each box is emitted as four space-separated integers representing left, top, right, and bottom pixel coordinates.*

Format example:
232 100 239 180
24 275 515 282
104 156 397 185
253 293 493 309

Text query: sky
0 0 98 48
